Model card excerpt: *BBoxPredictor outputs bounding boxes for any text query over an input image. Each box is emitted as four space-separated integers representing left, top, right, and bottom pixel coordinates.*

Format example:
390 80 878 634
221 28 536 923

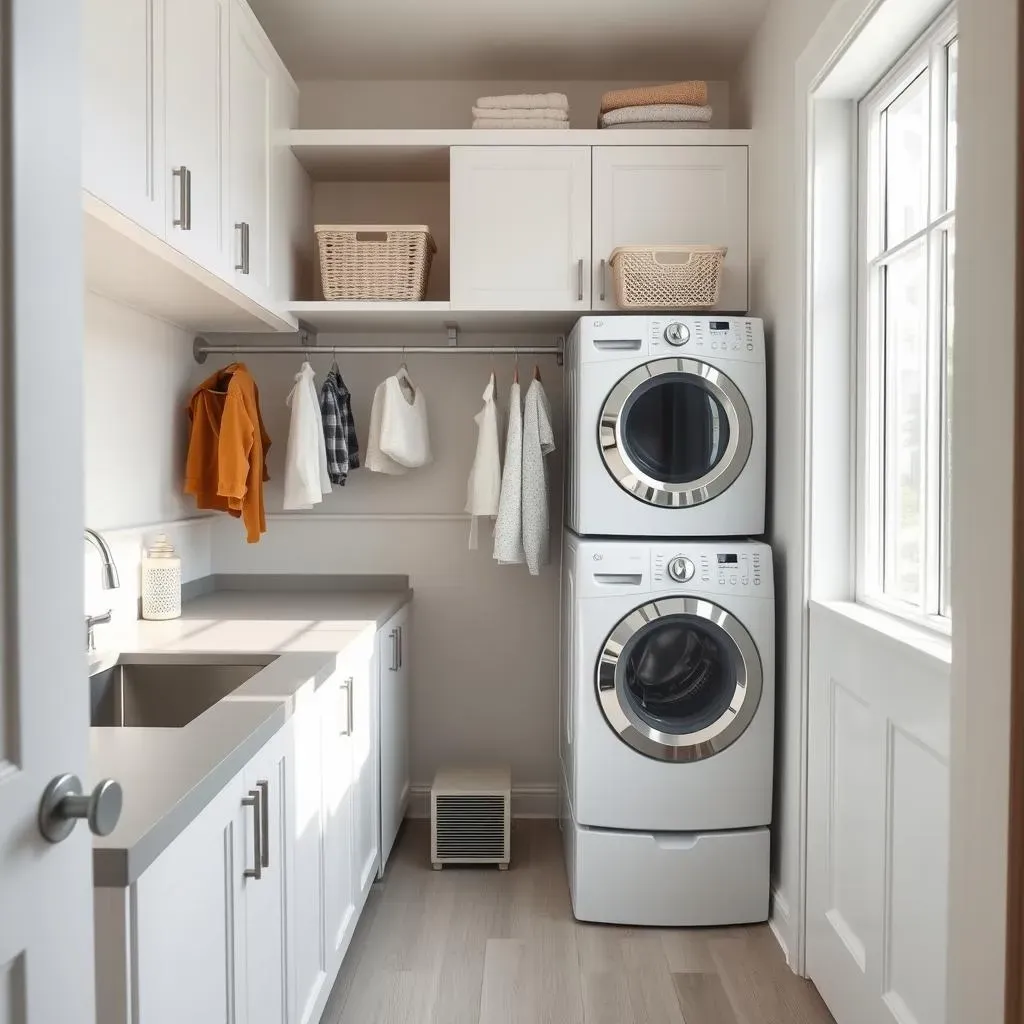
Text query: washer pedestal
562 813 770 927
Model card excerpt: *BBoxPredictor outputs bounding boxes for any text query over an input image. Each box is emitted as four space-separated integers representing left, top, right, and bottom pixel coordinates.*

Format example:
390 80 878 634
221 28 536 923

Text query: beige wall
298 79 732 129
733 0 840 961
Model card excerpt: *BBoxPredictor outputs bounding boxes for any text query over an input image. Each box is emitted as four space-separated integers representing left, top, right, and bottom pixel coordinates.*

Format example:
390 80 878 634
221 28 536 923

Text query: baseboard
769 886 794 967
407 782 558 819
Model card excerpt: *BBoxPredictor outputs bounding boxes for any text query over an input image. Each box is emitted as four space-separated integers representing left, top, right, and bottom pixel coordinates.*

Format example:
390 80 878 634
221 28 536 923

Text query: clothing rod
193 337 563 365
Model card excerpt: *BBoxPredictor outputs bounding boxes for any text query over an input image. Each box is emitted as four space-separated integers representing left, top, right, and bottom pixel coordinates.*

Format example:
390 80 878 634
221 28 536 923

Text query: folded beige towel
600 81 708 113
472 106 568 121
599 104 713 127
473 117 569 129
476 92 569 111
600 120 711 130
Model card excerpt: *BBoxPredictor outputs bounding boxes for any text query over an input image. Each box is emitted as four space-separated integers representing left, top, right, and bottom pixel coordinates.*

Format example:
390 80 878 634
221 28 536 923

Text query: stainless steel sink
90 656 277 728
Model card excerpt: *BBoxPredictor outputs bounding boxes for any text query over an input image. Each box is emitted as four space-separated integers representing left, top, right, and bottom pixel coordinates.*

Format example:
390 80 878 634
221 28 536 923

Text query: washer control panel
649 542 771 596
647 316 765 362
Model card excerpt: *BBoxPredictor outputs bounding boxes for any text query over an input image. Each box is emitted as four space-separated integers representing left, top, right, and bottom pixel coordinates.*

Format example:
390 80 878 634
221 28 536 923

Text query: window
857 9 957 626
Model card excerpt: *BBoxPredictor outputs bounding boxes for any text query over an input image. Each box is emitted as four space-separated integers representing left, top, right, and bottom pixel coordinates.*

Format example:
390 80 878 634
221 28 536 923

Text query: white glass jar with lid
141 534 181 620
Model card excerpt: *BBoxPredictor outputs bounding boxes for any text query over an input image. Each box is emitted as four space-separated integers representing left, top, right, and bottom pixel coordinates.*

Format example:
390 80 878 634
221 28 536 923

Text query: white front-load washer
559 532 775 926
564 314 766 538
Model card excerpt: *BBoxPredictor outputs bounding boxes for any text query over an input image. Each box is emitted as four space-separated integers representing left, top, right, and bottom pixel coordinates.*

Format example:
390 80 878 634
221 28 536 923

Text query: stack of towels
472 92 570 129
598 81 711 129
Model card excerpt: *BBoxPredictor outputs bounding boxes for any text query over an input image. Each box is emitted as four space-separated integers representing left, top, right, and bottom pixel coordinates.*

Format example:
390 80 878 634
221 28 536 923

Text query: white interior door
806 603 950 1024
0 2 97 1020
450 146 591 309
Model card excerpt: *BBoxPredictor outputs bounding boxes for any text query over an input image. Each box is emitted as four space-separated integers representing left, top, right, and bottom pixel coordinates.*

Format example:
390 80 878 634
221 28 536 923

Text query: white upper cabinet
82 0 165 235
592 146 749 312
450 146 591 310
164 0 230 272
229 0 273 298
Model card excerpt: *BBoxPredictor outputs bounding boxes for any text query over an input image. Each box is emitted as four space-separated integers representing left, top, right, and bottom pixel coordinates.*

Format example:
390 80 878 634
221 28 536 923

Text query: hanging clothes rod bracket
446 324 458 348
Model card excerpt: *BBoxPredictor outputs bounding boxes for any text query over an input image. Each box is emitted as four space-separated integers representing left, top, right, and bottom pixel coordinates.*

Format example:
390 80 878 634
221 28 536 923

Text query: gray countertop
89 579 411 887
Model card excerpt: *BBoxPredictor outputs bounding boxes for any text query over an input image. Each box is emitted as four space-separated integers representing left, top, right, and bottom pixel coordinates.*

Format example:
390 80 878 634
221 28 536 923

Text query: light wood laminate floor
322 820 835 1024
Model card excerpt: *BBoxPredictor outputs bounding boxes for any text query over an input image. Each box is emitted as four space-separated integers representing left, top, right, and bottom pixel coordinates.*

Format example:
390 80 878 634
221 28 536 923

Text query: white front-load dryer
559 532 775 926
564 314 766 538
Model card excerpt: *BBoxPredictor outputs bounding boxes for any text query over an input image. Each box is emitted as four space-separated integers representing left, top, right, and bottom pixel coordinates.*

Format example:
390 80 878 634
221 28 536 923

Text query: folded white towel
599 104 713 127
473 117 568 129
472 105 568 121
475 92 569 111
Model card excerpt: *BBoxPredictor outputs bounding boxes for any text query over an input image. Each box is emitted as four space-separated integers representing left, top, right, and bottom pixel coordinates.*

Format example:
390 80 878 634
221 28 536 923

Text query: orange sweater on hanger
185 363 271 543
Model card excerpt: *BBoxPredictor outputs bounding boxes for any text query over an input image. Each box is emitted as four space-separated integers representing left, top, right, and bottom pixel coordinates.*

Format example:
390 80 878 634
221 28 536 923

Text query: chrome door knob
664 322 690 346
39 773 123 843
667 555 695 582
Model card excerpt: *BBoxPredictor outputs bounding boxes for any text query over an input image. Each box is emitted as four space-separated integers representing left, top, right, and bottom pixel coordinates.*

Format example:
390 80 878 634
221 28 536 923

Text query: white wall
733 0 841 961
83 293 212 638
298 79 732 129
207 342 564 798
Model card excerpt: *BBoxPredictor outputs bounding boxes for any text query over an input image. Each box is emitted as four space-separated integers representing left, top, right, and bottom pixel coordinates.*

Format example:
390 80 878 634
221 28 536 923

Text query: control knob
664 322 690 346
667 555 695 582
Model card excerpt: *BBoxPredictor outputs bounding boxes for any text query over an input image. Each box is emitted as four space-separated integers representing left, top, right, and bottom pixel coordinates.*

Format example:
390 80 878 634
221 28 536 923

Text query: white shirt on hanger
366 378 408 475
379 366 432 469
465 372 501 549
283 361 332 510
493 378 525 565
521 376 555 576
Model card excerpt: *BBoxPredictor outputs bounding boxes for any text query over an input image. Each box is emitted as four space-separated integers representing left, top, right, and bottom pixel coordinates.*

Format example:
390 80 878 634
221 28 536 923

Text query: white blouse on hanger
521 376 555 575
465 372 501 549
379 366 432 469
283 361 332 510
493 378 525 565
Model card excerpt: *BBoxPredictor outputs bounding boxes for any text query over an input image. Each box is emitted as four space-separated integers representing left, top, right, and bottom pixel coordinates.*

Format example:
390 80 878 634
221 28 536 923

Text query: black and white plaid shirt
319 362 360 485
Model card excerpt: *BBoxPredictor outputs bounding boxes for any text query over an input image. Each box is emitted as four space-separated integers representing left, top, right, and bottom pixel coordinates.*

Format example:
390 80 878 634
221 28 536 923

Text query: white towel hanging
493 379 525 565
521 375 555 576
465 372 502 549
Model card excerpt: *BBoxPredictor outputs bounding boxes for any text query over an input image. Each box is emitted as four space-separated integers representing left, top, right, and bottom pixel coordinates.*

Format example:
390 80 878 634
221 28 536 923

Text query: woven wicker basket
315 224 436 301
609 244 727 309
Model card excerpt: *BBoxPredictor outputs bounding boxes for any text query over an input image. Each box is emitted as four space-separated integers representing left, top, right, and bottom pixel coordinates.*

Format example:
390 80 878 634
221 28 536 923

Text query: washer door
599 357 753 508
596 597 762 762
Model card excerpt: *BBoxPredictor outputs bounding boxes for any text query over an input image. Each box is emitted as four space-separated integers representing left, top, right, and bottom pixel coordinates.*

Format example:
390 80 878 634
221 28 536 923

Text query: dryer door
599 357 753 508
596 597 762 762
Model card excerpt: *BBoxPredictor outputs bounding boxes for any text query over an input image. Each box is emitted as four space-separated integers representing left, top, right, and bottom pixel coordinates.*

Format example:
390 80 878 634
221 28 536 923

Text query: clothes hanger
514 352 520 384
533 363 542 383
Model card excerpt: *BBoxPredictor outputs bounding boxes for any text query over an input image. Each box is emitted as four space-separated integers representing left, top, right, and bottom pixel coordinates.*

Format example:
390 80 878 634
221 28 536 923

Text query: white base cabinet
94 612 410 1024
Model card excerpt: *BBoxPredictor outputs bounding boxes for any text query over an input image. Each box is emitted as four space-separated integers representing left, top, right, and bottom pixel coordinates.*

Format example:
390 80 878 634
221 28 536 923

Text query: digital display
717 554 738 564
709 321 731 332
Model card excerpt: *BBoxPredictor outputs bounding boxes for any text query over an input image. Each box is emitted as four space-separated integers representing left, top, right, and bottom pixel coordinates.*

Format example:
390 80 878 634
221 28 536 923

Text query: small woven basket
609 244 727 309
315 224 436 301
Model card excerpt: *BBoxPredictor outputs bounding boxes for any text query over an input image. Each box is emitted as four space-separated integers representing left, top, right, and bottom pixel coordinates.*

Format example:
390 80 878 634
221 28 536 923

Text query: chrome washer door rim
596 597 763 762
599 357 753 508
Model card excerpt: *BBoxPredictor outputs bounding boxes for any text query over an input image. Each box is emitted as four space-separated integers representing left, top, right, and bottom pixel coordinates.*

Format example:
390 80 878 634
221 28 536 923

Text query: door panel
451 146 591 309
352 639 380 901
82 0 166 236
592 146 748 312
806 602 950 1024
165 0 228 271
0 3 96 1020
379 605 410 871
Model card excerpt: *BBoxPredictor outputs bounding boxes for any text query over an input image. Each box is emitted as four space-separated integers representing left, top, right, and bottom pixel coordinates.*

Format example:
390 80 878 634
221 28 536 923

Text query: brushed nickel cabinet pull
242 789 262 880
257 779 269 868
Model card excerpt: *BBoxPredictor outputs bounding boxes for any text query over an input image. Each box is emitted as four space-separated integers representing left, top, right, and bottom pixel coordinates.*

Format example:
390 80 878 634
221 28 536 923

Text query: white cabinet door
228 0 272 297
243 726 291 1024
133 774 246 1024
164 0 229 272
592 146 749 312
82 0 166 236
288 688 329 1024
450 146 591 309
379 605 411 872
351 636 381 903
322 670 357 962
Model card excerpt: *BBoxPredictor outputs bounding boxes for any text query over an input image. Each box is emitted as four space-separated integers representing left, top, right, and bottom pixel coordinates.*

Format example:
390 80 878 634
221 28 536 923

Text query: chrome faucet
85 528 120 652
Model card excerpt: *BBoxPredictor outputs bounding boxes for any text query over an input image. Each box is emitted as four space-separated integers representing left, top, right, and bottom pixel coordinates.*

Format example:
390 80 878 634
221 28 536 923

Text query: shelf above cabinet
288 128 754 181
286 300 580 334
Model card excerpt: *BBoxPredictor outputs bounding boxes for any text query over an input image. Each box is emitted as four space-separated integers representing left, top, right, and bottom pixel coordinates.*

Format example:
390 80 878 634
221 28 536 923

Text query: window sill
810 599 952 666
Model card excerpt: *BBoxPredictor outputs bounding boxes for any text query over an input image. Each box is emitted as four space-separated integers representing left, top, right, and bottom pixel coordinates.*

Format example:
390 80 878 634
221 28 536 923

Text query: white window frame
856 5 957 633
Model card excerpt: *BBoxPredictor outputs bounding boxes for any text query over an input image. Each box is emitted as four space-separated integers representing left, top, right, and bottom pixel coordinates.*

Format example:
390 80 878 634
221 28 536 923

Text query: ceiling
247 0 769 81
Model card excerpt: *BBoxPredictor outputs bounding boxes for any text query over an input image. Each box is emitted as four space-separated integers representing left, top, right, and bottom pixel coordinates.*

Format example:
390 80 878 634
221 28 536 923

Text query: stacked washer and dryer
559 314 774 926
